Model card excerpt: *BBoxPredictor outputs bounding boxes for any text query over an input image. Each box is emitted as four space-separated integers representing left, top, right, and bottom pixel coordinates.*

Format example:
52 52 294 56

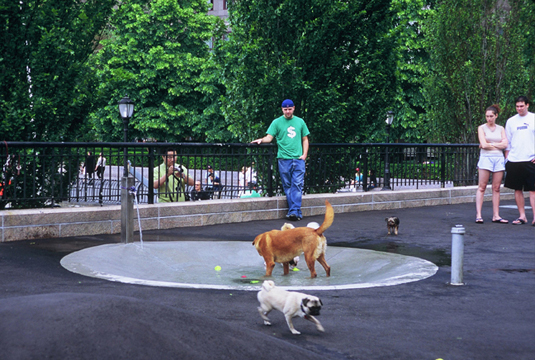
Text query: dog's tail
315 200 334 236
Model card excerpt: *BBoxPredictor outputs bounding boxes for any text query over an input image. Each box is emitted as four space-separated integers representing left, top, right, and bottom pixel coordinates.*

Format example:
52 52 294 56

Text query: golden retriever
252 200 333 278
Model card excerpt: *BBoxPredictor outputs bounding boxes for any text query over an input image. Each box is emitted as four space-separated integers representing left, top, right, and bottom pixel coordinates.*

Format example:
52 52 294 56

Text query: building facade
207 0 229 20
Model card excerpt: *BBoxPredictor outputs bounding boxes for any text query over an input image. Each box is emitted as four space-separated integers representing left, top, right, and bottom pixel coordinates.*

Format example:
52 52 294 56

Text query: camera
174 165 183 173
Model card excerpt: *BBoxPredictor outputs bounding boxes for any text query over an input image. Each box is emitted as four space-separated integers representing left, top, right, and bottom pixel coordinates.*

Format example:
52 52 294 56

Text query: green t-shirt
266 115 310 159
153 163 189 202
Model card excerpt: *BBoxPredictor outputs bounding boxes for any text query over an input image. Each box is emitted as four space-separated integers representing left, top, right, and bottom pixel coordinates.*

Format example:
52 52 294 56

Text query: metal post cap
451 225 465 234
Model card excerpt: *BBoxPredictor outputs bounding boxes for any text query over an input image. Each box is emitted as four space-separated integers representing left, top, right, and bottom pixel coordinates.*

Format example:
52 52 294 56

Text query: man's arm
251 134 274 144
154 166 194 188
154 166 174 189
504 121 512 159
299 136 309 160
184 174 194 186
177 166 195 186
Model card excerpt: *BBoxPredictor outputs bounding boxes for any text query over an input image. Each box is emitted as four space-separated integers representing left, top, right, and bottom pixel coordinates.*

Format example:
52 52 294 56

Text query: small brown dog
385 216 400 235
253 200 333 278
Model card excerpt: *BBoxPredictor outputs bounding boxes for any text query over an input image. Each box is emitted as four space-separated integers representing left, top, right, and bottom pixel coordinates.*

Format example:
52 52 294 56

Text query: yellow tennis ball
292 267 300 272
214 265 221 271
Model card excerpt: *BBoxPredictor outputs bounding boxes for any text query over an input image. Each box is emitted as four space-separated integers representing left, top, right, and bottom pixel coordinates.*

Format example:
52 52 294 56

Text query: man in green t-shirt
251 99 310 220
153 149 194 202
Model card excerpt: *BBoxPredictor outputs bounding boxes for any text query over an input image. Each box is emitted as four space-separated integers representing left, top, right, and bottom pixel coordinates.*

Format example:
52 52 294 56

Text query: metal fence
0 142 480 209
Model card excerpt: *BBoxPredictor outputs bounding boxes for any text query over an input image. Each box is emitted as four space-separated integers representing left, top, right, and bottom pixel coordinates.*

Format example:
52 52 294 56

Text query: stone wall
0 186 516 242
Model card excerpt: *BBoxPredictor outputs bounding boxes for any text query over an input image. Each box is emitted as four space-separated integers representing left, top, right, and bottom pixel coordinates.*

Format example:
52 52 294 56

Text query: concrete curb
0 186 518 242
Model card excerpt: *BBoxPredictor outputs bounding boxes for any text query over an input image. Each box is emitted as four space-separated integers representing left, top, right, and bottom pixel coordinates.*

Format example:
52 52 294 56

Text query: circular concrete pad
61 241 438 291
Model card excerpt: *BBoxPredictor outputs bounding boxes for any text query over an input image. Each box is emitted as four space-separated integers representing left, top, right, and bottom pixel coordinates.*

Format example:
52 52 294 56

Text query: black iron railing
0 142 480 209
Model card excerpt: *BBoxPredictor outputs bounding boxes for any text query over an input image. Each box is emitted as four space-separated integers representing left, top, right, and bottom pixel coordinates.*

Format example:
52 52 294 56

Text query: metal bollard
450 225 465 285
121 176 135 244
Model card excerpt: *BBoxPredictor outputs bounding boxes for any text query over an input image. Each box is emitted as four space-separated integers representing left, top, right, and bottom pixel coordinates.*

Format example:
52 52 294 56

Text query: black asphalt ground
1 199 534 360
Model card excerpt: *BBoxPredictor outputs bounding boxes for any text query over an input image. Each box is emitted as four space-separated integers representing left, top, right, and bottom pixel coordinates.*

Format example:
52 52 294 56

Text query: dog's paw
291 329 301 335
263 320 271 326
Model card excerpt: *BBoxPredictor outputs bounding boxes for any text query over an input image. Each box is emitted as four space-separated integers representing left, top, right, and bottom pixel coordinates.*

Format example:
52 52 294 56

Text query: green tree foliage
423 0 534 143
217 0 397 143
390 0 434 142
520 1 535 102
89 0 230 142
0 0 115 141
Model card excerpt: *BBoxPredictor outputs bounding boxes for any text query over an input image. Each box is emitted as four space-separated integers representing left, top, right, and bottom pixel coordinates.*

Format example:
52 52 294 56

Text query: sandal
475 218 484 224
512 218 527 225
492 218 509 224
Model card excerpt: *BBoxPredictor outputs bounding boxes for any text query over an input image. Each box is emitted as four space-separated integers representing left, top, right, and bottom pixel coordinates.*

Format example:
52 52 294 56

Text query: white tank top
480 124 504 156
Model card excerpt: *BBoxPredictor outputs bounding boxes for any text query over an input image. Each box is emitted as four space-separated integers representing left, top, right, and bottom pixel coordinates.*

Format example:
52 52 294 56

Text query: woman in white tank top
475 104 508 224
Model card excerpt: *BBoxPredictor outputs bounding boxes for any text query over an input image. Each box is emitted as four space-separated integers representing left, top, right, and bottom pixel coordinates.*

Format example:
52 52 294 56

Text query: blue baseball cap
281 99 294 108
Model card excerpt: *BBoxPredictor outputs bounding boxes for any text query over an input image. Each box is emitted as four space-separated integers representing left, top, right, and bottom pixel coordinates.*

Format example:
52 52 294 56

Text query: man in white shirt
504 96 535 225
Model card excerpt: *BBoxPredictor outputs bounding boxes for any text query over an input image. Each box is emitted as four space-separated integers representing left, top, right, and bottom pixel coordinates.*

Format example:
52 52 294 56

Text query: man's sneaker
296 216 302 221
287 214 298 221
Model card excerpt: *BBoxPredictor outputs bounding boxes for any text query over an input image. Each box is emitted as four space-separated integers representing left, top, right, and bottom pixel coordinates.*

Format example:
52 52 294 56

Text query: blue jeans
278 159 306 217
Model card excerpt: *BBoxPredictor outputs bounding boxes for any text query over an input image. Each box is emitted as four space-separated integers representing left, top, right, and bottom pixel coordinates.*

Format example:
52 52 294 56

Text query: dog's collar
301 303 308 318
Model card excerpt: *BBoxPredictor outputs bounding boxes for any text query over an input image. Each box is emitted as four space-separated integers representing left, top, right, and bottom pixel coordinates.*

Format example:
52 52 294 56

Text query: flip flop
475 218 484 224
492 218 509 224
512 218 527 225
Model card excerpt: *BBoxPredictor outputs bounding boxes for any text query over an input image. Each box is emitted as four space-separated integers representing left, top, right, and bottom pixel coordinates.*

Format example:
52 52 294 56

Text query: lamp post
118 95 134 177
118 95 135 243
382 111 394 191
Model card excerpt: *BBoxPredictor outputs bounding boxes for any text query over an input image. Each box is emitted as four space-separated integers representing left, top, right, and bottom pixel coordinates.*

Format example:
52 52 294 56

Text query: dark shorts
504 161 535 191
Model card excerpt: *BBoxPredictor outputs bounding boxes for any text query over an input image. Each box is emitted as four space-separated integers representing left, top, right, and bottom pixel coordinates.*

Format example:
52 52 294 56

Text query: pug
385 216 400 235
257 280 324 335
